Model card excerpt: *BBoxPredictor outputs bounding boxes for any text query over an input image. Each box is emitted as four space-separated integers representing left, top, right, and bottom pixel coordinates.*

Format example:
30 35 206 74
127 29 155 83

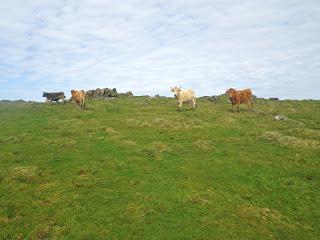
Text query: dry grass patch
6 133 33 143
120 139 137 147
192 139 214 152
99 126 124 142
142 142 169 160
260 131 319 150
217 115 236 124
6 166 40 183
100 126 117 134
237 205 295 234
152 117 189 129
152 117 205 129
287 128 320 140
126 118 151 128
126 117 204 130
185 190 215 205
0 216 10 224
62 118 83 125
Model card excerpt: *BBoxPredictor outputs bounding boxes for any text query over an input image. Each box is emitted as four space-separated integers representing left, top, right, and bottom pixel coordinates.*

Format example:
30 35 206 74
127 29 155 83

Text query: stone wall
86 88 133 99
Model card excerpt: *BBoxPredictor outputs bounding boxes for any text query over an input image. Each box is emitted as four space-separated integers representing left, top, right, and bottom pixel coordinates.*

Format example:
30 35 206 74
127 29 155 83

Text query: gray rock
86 87 119 99
125 91 133 97
274 115 288 121
86 90 94 96
207 95 219 102
118 91 133 97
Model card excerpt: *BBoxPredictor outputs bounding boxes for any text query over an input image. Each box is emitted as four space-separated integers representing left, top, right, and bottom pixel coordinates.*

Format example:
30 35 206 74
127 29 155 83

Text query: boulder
207 95 219 102
110 88 118 97
85 87 119 99
86 90 94 96
274 115 288 121
118 91 133 97
91 88 101 98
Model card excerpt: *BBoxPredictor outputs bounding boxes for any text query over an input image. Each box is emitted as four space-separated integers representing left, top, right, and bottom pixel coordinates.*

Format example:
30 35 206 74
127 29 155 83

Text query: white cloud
0 0 320 100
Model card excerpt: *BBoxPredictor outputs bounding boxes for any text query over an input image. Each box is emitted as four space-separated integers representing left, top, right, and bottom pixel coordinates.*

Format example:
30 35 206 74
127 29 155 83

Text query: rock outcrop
85 88 134 99
86 88 118 99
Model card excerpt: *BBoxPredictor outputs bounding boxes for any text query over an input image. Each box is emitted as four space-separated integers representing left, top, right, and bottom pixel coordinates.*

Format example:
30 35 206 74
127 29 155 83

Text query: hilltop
0 97 319 239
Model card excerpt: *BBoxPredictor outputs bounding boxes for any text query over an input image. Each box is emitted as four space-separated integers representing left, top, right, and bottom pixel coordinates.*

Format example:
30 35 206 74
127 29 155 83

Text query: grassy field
0 96 319 239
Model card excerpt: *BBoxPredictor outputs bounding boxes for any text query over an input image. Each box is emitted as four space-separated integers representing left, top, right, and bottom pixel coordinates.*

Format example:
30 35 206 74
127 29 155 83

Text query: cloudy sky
0 0 319 101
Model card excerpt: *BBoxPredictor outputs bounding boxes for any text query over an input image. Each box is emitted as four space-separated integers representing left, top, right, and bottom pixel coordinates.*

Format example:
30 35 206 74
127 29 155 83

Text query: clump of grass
237 205 295 233
153 142 168 153
99 126 124 142
120 139 137 147
287 128 320 140
217 115 236 124
126 118 151 128
185 192 211 205
152 117 205 129
152 117 190 129
126 203 145 219
142 142 169 160
6 133 33 143
77 168 91 177
260 131 319 150
192 139 213 152
6 166 40 183
101 126 117 134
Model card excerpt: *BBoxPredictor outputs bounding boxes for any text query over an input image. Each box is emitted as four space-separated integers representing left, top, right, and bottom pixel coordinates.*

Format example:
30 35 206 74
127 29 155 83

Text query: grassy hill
0 96 319 239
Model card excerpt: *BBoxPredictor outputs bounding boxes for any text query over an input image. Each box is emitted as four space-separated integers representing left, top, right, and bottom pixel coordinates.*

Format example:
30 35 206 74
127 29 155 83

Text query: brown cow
70 90 86 108
226 88 253 112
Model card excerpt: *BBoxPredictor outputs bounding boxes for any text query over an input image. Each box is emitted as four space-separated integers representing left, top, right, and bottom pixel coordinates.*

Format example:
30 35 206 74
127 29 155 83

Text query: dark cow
43 92 65 103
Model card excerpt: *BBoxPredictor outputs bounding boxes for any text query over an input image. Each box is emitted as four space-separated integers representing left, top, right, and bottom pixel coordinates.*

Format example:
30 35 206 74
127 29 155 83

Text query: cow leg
192 98 196 109
237 104 240 112
178 101 182 111
246 102 250 111
75 100 80 110
250 100 254 110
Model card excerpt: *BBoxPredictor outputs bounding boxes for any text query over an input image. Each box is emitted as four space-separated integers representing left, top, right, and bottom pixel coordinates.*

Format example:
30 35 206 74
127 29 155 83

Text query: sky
0 0 320 101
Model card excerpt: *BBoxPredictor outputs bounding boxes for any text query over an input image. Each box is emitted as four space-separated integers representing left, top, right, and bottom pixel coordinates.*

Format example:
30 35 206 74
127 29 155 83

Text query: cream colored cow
170 86 196 111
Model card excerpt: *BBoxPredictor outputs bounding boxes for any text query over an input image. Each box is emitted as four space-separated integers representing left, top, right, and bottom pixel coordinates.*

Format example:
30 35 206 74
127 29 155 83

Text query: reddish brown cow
226 88 253 112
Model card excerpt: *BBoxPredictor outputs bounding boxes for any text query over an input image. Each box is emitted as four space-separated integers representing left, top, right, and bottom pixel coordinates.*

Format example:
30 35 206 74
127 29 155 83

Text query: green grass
0 96 319 239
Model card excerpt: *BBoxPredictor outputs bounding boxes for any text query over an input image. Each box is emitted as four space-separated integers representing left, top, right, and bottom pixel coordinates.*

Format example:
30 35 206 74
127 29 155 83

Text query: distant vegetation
0 96 319 239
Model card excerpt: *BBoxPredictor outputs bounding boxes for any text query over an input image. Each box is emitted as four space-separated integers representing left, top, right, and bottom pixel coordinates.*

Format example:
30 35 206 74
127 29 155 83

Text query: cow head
170 86 181 98
70 90 76 100
226 88 235 97
43 92 47 97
